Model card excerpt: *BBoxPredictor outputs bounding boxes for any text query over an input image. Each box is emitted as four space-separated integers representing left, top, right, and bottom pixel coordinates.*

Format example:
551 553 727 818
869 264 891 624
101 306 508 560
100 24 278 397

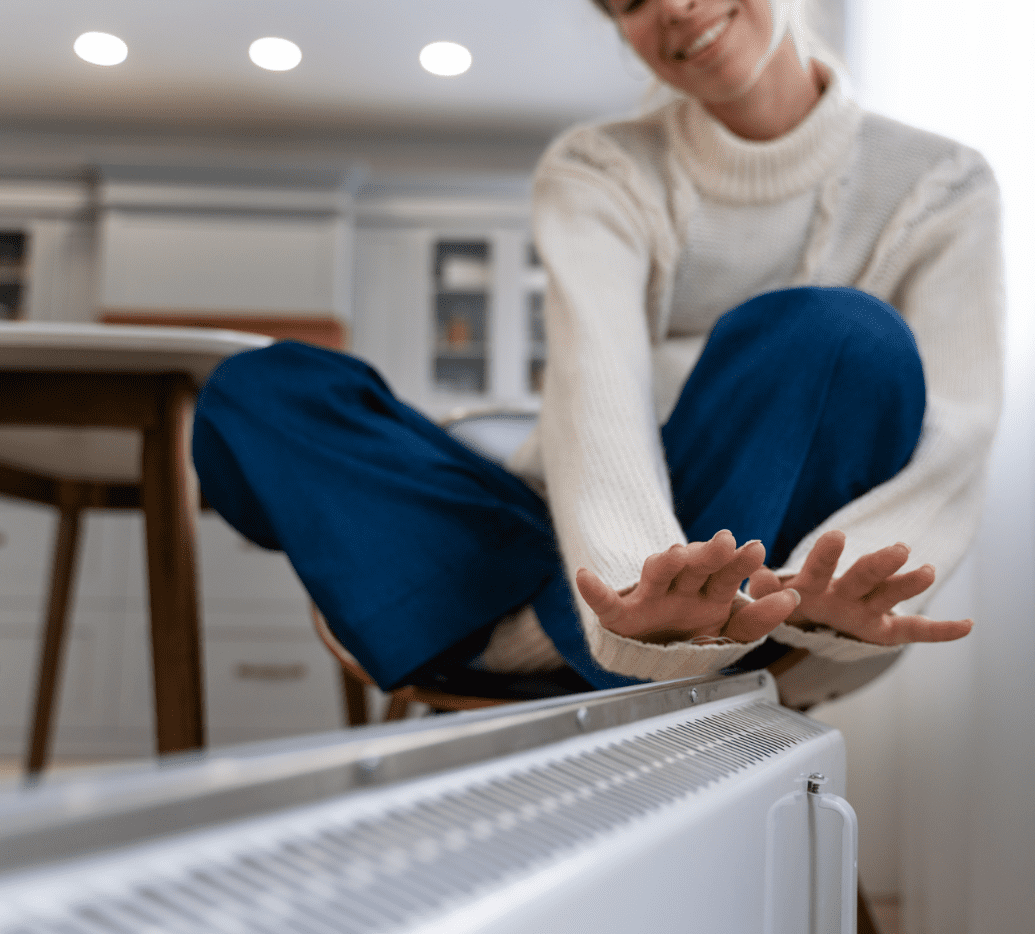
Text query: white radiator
0 671 856 933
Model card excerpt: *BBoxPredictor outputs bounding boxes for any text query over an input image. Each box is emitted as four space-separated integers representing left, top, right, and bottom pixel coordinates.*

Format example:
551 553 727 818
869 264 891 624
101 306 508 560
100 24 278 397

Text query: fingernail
788 588 802 607
895 542 911 552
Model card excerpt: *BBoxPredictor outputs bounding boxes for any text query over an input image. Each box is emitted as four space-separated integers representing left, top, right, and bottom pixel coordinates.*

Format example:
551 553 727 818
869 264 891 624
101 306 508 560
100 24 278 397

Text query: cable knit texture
503 72 1003 682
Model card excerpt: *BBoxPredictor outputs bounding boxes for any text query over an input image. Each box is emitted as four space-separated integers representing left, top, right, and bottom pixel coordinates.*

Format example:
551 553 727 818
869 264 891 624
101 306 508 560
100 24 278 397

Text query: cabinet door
0 505 131 758
113 512 341 750
351 228 433 410
203 623 344 745
0 499 52 602
196 514 311 612
525 242 548 397
354 226 543 420
485 231 547 408
431 238 493 401
0 229 29 320
21 218 98 323
99 210 351 319
0 611 105 757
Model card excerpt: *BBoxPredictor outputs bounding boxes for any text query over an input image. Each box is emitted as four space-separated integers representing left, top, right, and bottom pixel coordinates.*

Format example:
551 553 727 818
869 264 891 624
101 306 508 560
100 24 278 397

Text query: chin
664 51 761 104
693 71 762 106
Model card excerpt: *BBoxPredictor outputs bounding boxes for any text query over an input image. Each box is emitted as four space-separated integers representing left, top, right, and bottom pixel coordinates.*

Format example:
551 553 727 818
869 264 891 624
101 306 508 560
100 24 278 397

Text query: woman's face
608 0 779 104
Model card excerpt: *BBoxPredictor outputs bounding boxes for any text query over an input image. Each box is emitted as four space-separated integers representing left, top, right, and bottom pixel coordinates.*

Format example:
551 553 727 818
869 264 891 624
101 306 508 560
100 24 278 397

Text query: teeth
687 16 730 56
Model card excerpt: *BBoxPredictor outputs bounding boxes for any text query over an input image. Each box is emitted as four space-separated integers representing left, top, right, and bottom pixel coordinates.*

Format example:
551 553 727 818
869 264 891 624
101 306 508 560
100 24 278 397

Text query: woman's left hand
748 530 973 645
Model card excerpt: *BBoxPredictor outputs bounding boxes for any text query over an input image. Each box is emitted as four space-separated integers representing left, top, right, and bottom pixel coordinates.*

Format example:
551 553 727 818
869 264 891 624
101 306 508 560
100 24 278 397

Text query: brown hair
588 0 615 17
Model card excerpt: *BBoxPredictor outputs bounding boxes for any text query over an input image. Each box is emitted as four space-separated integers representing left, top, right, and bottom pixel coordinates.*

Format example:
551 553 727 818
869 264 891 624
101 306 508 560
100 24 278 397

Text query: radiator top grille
0 701 826 934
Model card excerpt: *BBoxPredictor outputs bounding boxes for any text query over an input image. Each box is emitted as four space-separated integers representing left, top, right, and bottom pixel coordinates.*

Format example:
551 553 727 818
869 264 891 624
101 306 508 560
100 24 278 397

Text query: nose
659 0 697 17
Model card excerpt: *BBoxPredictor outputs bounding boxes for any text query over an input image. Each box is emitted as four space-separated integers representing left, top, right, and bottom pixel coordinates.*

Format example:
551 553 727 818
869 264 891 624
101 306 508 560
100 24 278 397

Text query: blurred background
0 2 1032 932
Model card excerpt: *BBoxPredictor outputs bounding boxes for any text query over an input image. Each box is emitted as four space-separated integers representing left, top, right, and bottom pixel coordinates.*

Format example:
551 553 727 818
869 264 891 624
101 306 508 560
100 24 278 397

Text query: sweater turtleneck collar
668 65 861 204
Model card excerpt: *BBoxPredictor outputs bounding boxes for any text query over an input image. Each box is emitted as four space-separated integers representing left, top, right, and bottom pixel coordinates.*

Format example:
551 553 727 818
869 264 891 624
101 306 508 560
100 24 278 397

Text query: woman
192 0 1001 704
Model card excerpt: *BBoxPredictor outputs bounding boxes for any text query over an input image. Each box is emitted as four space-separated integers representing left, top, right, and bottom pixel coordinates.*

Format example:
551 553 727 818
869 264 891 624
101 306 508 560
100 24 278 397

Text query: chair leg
141 376 205 755
25 507 82 776
340 667 369 727
385 690 414 721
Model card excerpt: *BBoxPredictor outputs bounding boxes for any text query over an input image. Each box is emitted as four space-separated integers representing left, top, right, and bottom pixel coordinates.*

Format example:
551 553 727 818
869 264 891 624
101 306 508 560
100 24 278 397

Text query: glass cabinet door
525 244 547 395
0 231 29 320
432 239 492 396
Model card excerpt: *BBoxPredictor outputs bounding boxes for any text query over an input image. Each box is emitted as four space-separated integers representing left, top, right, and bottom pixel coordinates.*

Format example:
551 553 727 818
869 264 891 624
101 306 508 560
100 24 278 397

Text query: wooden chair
311 604 510 724
0 322 271 775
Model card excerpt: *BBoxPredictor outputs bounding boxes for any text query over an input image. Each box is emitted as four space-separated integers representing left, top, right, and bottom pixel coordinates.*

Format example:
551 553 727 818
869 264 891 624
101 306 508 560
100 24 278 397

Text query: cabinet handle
0 529 6 549
235 662 308 682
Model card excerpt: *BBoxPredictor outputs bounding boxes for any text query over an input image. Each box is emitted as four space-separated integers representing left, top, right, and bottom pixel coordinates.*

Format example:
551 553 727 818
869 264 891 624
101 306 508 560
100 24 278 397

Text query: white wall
813 1 1035 930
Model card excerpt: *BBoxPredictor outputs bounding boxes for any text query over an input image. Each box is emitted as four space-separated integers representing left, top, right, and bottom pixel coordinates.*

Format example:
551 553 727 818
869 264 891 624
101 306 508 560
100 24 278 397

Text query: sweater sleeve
533 135 768 681
768 149 1005 662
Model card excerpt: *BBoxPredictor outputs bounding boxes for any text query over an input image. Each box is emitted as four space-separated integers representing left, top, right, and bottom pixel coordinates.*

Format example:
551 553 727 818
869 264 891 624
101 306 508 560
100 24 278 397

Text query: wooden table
0 324 271 772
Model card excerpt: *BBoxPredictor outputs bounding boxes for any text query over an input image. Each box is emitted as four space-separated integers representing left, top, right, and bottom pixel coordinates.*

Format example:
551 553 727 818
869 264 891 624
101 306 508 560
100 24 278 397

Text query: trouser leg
193 343 566 689
662 287 925 674
662 287 926 567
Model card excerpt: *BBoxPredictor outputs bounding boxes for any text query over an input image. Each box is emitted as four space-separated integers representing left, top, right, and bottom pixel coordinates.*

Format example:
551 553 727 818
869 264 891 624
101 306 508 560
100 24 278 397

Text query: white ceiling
0 0 654 134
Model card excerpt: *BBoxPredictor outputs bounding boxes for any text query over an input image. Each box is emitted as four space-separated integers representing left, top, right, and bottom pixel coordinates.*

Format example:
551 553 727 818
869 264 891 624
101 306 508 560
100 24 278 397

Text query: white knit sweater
486 74 1004 683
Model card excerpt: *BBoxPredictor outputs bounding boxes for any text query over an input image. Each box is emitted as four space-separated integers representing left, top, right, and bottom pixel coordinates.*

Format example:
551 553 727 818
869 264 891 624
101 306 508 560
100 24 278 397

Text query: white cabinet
99 212 349 315
353 200 546 421
195 514 343 746
96 170 354 325
0 179 97 323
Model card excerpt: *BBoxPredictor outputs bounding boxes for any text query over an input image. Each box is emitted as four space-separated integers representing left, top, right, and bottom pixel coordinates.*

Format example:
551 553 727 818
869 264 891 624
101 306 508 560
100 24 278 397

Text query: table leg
141 376 205 754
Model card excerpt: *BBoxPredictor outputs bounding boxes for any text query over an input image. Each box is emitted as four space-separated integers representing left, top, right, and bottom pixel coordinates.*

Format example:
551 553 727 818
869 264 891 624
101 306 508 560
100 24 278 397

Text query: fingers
724 589 801 643
747 566 783 599
793 530 846 594
864 564 936 611
668 529 737 596
873 614 974 645
639 544 697 599
575 567 624 628
702 539 766 602
837 542 911 600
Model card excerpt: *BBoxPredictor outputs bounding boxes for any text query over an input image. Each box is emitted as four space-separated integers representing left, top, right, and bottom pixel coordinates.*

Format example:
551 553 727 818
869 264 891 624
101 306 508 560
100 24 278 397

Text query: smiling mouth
672 13 734 61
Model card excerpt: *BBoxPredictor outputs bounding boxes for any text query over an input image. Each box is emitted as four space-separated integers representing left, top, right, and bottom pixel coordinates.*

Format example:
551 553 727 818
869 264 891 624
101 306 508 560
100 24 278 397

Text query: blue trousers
192 288 925 691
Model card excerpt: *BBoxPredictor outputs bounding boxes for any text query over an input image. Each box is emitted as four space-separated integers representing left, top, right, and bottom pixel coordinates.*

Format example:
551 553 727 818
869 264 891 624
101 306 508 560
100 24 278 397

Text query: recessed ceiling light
249 37 302 72
73 31 128 67
419 42 472 77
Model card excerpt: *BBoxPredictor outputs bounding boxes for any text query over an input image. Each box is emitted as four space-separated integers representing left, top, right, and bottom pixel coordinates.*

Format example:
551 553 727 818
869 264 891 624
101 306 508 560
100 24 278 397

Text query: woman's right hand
575 529 801 645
